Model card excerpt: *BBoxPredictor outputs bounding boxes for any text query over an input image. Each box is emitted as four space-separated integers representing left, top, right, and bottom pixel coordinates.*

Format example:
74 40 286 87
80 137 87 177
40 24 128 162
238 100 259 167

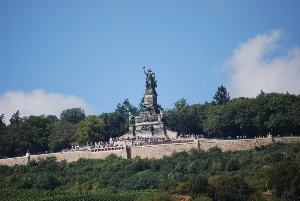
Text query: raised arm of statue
143 67 157 92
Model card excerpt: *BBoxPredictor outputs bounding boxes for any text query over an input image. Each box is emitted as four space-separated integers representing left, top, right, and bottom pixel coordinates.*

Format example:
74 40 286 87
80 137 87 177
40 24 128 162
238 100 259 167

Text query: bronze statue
143 67 157 93
129 112 135 125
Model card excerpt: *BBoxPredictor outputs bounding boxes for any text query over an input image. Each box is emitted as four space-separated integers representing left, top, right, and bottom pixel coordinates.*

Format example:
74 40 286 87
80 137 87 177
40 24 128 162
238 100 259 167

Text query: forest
0 142 300 200
0 86 300 158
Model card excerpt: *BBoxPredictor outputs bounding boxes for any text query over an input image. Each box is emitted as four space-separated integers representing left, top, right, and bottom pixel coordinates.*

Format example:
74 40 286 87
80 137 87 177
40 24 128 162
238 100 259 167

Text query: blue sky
1 0 300 120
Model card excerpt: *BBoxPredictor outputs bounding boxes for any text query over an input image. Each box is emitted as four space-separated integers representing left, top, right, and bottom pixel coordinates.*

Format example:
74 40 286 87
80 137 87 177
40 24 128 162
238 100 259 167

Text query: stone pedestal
128 89 165 138
123 68 170 139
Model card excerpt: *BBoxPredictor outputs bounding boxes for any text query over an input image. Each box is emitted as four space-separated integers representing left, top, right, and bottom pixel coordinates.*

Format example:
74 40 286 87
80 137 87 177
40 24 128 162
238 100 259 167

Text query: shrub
34 172 61 190
121 170 160 190
194 195 213 201
187 174 208 199
208 175 252 201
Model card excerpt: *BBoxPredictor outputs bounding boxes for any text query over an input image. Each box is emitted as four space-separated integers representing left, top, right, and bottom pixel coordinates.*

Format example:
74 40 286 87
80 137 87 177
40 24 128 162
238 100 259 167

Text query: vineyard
0 189 155 201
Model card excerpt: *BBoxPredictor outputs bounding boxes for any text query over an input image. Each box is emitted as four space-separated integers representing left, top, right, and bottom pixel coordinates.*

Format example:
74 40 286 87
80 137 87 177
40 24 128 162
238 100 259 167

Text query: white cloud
224 30 300 98
0 89 92 123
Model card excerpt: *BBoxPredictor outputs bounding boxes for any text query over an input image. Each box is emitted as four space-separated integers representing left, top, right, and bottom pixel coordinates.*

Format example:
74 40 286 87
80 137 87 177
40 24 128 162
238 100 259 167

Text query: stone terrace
1 137 300 166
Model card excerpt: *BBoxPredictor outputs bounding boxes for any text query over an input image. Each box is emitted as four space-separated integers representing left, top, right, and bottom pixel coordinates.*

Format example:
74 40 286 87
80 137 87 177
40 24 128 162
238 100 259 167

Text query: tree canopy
212 85 230 105
165 92 300 137
60 108 86 124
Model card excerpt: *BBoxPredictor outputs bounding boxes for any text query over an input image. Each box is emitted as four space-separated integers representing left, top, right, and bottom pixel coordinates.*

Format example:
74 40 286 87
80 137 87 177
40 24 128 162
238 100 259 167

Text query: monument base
121 68 170 139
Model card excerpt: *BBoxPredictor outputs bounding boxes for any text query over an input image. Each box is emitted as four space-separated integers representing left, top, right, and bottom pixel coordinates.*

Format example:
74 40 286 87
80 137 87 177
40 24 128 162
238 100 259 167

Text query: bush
174 182 189 195
194 195 213 201
208 175 252 201
34 172 61 190
188 174 208 199
121 170 160 190
159 179 178 194
265 162 300 200
151 192 175 201
15 173 36 189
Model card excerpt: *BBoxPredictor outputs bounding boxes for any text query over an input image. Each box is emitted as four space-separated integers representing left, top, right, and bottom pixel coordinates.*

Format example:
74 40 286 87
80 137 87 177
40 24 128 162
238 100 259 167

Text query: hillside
1 141 300 201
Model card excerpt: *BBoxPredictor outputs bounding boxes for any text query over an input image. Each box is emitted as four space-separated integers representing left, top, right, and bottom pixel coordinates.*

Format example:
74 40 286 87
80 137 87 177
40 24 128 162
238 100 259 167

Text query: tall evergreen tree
213 85 230 105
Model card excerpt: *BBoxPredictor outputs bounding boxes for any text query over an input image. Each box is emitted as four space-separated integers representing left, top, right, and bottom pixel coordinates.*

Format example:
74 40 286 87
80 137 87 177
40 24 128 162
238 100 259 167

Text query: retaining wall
1 137 299 166
0 149 127 166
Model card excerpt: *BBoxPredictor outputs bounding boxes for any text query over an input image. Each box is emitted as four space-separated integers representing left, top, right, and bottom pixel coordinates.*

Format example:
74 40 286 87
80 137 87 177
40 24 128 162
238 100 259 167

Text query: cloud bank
225 30 300 98
0 89 92 123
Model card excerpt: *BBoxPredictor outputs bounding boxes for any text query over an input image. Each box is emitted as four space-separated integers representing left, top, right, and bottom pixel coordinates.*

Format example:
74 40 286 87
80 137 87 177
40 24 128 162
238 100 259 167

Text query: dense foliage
1 88 300 158
1 142 300 200
165 91 300 137
0 98 136 158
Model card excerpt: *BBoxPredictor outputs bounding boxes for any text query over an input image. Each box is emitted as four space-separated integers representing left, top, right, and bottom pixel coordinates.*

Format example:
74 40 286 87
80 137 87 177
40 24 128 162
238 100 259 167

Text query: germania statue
143 67 157 93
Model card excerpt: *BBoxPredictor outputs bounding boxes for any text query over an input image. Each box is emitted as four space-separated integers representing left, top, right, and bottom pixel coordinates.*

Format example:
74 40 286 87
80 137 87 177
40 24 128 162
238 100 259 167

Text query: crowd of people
58 132 295 153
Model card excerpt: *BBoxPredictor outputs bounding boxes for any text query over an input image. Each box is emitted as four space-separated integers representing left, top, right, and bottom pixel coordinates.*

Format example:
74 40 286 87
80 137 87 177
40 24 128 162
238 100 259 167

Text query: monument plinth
127 67 166 138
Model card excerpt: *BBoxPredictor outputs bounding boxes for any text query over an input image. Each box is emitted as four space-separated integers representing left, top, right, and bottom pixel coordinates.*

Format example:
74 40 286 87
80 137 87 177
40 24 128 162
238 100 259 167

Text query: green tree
208 175 252 201
253 92 300 135
0 114 5 126
265 93 299 135
138 97 145 112
21 115 53 153
2 111 24 156
213 85 230 105
194 196 212 201
188 174 209 199
48 121 77 152
10 110 22 124
151 192 175 201
120 170 160 190
15 173 36 189
165 98 192 134
159 179 178 194
115 99 138 116
203 105 225 137
231 98 257 137
60 108 86 124
34 172 61 190
174 98 188 110
75 115 106 144
290 95 300 133
5 113 54 156
265 162 300 200
0 114 7 158
204 97 258 138
101 112 127 139
188 104 208 134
